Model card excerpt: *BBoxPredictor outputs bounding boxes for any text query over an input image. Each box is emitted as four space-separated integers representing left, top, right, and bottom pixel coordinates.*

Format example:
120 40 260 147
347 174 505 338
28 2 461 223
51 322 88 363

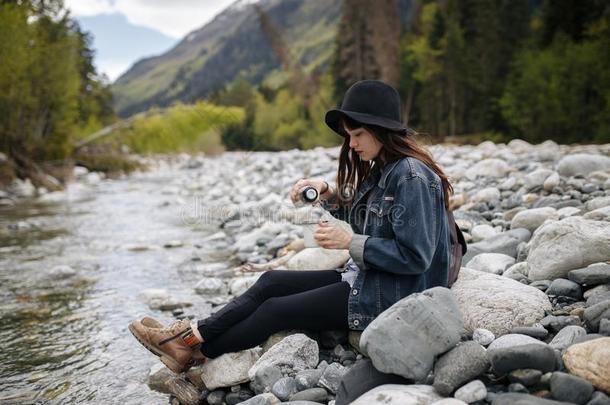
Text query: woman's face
344 124 383 162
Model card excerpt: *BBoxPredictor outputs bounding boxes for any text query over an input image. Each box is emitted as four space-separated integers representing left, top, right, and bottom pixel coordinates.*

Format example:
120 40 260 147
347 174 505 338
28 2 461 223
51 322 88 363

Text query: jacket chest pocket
367 196 395 235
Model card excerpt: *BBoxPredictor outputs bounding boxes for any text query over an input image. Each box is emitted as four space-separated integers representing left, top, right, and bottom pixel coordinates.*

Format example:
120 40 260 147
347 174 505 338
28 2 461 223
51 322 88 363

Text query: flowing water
0 162 230 404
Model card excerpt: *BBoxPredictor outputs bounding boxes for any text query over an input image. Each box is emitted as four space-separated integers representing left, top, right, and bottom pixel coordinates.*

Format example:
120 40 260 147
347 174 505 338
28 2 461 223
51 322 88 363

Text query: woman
128 80 452 374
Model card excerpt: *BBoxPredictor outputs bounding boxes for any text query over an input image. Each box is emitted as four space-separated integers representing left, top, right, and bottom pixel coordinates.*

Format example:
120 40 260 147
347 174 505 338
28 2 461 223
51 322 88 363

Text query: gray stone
271 377 298 401
317 362 347 394
201 348 260 390
508 382 529 393
207 390 226 405
527 217 610 281
549 325 587 351
492 393 573 405
489 343 556 374
585 284 610 307
510 326 549 339
147 363 174 394
511 207 559 233
472 328 495 346
452 269 551 336
433 341 490 396
600 319 610 336
252 365 283 394
557 154 610 178
583 300 610 331
289 388 328 403
454 379 487 403
530 280 552 291
508 369 543 387
431 399 468 405
239 393 280 405
465 253 516 275
587 391 610 405
550 371 594 405
569 265 610 286
540 315 581 334
488 334 547 351
351 384 443 405
248 334 319 379
547 279 583 300
226 389 254 405
462 228 531 264
360 287 463 381
294 369 323 391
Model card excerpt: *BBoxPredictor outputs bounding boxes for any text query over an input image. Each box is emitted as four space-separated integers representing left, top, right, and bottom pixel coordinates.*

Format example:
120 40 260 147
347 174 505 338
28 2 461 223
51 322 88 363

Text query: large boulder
451 268 551 336
556 154 610 177
563 337 610 393
248 334 319 380
351 384 443 405
462 228 531 264
200 349 261 390
360 287 464 381
527 217 610 281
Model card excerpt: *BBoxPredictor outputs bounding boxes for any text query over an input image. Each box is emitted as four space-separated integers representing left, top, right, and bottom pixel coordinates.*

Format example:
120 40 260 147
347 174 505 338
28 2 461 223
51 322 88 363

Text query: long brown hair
336 116 453 210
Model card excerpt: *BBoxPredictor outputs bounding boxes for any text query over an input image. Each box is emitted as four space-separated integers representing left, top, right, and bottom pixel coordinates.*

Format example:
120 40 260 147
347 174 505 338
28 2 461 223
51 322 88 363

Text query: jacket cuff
349 234 369 270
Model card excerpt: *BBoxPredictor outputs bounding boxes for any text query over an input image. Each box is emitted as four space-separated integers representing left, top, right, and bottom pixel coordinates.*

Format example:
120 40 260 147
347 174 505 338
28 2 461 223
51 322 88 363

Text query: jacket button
353 319 360 326
352 288 358 295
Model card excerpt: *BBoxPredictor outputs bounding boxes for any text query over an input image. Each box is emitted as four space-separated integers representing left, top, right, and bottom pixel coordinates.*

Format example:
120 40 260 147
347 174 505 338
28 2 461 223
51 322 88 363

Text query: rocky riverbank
60 141 610 404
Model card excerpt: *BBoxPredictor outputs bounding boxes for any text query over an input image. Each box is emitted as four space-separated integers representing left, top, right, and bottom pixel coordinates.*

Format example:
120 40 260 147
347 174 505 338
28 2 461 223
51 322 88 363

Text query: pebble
454 380 487 403
472 328 495 346
289 387 328 403
547 279 583 300
271 377 298 401
508 369 543 387
569 264 610 286
510 326 549 339
433 341 490 396
550 371 594 405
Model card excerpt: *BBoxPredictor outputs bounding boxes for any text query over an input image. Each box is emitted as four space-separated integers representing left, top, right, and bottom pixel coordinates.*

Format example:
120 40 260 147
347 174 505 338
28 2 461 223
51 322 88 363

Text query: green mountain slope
112 0 342 117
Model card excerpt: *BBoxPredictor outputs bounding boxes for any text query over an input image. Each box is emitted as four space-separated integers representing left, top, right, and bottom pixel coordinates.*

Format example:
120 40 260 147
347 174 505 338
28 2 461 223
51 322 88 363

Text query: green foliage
0 0 115 182
500 34 610 143
109 102 245 154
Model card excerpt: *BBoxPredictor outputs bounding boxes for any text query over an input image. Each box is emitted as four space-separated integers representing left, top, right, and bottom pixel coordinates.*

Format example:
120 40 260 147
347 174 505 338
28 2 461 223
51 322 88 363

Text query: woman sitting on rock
128 80 453 374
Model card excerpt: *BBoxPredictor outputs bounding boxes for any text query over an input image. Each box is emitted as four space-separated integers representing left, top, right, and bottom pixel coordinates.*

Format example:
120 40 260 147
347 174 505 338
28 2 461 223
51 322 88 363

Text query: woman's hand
314 220 353 250
289 178 326 206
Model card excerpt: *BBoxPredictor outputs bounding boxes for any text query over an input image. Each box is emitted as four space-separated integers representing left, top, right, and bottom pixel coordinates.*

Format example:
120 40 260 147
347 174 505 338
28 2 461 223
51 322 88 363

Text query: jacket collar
350 158 402 210
377 159 401 189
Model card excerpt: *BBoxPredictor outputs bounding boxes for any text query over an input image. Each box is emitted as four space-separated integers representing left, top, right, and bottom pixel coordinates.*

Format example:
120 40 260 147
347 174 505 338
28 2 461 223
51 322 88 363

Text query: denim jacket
322 156 451 330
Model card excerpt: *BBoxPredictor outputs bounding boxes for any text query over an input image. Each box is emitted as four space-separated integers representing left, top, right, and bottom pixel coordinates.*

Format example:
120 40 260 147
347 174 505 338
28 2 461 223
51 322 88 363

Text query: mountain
111 0 342 117
77 13 177 81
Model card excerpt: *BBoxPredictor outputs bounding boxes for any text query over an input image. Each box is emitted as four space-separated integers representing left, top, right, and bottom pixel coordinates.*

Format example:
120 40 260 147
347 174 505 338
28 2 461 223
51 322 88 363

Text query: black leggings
197 270 351 358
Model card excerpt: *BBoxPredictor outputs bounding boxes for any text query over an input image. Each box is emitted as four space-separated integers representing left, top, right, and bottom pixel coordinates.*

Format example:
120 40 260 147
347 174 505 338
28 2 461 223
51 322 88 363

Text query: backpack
446 209 467 287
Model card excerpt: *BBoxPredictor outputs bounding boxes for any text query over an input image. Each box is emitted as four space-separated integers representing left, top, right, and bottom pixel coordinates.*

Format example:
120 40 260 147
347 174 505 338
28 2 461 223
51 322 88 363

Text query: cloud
65 0 236 38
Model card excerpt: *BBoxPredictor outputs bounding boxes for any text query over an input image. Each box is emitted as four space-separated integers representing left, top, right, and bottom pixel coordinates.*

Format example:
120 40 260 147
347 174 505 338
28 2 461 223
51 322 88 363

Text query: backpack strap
447 210 467 255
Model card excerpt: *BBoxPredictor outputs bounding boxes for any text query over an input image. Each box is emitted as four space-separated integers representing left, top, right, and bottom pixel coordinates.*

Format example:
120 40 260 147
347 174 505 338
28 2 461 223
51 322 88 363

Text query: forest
0 0 608 187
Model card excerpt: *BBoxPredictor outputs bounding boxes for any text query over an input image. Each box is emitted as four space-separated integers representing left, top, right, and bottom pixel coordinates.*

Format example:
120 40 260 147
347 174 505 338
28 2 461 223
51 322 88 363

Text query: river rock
465 253 515 275
431 399 468 405
544 172 561 192
540 315 581 334
451 268 551 336
489 342 556 375
462 228 531 264
587 391 610 405
471 187 501 204
556 154 610 177
252 365 283 394
201 349 261 390
584 196 610 212
194 277 227 295
271 377 298 401
511 207 559 233
583 205 610 222
248 334 319 380
524 169 555 191
230 274 262 296
351 384 443 405
585 284 610 307
546 279 583 300
295 369 323 391
148 363 174 394
360 287 464 381
465 158 512 180
433 341 490 395
471 224 498 242
317 362 347 394
550 371 594 404
454 379 487 404
563 337 610 393
472 328 495 346
165 376 201 405
549 325 587 351
289 388 328 403
583 300 610 331
510 326 549 339
491 393 573 405
508 369 543 387
527 217 610 281
569 264 610 286
240 393 281 405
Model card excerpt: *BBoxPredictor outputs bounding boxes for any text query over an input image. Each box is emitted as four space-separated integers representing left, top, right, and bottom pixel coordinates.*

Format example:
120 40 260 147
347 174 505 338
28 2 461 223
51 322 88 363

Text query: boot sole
128 323 185 374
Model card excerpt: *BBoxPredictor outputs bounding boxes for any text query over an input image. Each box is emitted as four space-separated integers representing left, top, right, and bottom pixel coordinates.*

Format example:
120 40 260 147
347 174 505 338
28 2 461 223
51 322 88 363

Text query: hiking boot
141 316 164 328
128 318 204 373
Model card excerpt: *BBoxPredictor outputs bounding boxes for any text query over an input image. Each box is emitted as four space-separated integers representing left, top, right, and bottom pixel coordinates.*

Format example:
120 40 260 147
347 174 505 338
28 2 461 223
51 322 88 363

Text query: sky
64 0 237 81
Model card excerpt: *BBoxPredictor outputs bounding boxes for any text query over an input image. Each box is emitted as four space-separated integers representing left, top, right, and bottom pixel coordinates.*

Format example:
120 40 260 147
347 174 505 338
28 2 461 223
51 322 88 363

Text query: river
0 158 232 404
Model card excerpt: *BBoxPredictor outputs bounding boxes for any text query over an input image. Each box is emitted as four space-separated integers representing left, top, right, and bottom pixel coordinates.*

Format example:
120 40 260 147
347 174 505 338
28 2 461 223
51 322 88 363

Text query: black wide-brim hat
325 80 411 136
